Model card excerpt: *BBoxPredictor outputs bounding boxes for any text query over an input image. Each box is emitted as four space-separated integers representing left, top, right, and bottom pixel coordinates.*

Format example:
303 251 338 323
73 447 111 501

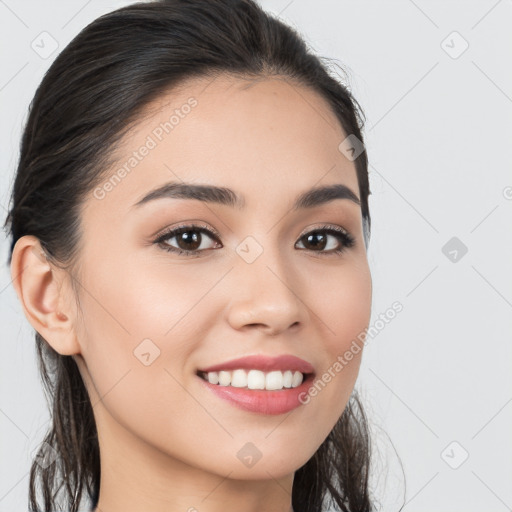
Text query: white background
1 1 511 510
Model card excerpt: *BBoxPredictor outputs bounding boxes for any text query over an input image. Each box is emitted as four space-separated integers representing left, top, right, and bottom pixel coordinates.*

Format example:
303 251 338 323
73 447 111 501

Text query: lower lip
196 373 315 415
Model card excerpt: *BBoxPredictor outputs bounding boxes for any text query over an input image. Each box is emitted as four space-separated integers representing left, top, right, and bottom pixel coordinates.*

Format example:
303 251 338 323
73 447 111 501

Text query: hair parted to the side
4 1 379 510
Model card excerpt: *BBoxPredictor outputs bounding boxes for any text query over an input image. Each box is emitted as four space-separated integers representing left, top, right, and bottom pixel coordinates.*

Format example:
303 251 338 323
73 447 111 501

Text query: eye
295 225 355 256
153 223 355 257
154 223 222 257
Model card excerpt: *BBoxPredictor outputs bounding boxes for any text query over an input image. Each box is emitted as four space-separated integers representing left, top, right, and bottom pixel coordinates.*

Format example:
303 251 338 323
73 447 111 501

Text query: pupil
179 230 201 250
305 232 326 250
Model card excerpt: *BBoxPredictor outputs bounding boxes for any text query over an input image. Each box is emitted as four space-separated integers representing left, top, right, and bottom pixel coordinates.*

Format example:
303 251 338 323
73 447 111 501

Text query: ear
10 235 81 356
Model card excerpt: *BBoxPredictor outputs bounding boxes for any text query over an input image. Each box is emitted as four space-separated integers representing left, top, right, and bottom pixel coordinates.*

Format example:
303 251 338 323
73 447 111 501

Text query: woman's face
71 75 372 483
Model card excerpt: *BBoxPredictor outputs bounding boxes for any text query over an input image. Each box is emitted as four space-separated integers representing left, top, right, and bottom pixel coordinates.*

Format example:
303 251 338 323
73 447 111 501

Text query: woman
4 0 377 510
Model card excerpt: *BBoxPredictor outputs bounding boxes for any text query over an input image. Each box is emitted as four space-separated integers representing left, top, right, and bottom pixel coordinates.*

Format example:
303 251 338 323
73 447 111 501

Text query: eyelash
153 223 356 257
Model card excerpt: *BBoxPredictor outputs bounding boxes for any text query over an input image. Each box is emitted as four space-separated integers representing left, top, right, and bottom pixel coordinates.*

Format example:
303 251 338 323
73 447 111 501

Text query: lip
197 372 315 415
197 354 315 375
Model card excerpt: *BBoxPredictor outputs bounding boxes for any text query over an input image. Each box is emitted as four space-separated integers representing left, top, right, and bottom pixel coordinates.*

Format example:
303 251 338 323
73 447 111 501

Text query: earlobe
10 235 80 356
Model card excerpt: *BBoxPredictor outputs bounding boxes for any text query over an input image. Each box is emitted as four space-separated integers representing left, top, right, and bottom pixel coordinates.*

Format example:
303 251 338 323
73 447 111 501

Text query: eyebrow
131 181 360 211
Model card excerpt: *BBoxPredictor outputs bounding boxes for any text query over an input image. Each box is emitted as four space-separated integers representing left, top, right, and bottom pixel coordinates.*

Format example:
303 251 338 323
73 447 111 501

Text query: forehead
84 74 360 219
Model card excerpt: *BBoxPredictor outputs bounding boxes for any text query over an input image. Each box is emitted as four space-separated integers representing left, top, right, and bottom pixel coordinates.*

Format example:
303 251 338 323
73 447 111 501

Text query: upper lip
197 354 315 375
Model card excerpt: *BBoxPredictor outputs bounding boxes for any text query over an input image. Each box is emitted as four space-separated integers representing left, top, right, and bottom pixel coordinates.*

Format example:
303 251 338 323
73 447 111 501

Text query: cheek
73 250 224 421
300 260 372 426
74 264 216 467
77 245 222 352
313 258 372 356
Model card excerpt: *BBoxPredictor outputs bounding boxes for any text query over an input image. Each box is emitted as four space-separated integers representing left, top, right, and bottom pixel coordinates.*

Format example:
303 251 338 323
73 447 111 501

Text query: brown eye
154 225 221 255
172 229 202 251
296 226 355 255
301 232 329 251
153 223 355 257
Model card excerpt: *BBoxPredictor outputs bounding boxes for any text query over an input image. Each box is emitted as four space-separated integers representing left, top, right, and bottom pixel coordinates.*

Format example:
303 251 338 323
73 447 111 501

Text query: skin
11 74 372 512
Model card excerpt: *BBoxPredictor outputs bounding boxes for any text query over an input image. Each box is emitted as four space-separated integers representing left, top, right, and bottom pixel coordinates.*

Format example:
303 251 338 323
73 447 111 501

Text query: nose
226 246 308 336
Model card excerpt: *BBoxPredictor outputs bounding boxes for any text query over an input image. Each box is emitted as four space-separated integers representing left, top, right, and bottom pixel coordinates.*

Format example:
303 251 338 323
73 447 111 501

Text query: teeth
218 371 231 386
232 369 248 388
200 369 305 390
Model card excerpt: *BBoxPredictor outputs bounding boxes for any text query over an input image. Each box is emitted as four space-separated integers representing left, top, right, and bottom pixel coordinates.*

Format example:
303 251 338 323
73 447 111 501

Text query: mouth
195 368 316 415
195 368 315 391
195 353 316 393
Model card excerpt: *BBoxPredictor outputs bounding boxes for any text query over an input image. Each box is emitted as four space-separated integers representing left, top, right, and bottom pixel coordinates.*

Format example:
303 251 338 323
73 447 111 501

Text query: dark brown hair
4 1 382 510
